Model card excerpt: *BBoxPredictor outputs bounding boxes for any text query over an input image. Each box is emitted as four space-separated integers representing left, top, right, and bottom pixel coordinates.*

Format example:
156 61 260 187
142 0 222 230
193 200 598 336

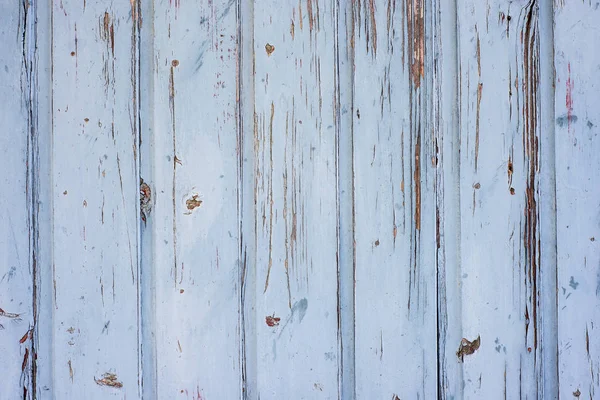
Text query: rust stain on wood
265 315 281 327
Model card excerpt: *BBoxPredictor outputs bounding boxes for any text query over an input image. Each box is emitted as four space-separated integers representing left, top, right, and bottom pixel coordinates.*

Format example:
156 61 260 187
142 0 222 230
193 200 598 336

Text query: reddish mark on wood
307 0 315 33
171 59 179 67
0 307 21 319
369 0 377 55
566 62 574 133
95 372 123 388
19 329 31 344
266 315 281 327
101 12 115 56
68 360 74 383
21 348 29 372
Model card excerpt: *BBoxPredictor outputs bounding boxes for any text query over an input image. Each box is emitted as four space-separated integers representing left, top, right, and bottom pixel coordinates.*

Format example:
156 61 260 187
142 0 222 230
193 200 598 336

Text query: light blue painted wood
555 2 600 398
455 1 548 398
352 1 438 398
0 2 35 398
2 1 599 398
48 1 142 398
252 1 341 398
143 1 243 398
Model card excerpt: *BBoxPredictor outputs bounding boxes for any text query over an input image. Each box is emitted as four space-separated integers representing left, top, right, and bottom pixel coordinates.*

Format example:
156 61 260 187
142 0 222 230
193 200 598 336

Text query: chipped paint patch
457 336 481 362
94 372 123 388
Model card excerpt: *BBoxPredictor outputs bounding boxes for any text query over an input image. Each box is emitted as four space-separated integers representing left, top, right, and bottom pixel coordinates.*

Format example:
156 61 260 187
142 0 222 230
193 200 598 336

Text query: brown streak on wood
414 133 421 230
0 308 21 319
407 0 424 87
475 82 482 171
522 2 540 353
68 360 74 383
264 103 275 293
369 0 377 55
307 0 314 33
21 348 29 372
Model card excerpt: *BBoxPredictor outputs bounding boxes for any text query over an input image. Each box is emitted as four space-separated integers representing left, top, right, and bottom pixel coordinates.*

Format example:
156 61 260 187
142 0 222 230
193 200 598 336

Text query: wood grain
0 2 35 398
455 1 549 398
251 1 341 398
49 1 142 397
3 1 600 398
145 0 243 398
353 1 438 398
555 2 600 398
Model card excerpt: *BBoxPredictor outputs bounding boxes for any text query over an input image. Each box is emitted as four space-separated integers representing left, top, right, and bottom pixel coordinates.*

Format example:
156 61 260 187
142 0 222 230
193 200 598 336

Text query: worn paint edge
432 0 464 398
336 0 356 399
28 0 55 395
139 0 158 397
238 0 257 398
24 0 39 398
538 0 558 398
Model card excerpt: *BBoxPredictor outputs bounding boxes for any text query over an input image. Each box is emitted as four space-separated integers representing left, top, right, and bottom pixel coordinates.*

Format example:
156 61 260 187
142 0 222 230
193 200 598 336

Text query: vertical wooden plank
34 0 55 396
251 1 341 397
353 1 438 398
0 2 35 398
433 0 463 398
456 1 549 397
147 1 242 398
555 2 600 398
50 1 141 397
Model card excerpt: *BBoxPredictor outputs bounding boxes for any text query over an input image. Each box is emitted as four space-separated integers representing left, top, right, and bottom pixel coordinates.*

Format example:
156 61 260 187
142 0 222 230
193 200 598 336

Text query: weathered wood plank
432 0 463 397
352 1 438 398
0 2 35 398
146 1 242 398
251 1 341 398
456 1 549 397
50 2 141 397
555 2 600 398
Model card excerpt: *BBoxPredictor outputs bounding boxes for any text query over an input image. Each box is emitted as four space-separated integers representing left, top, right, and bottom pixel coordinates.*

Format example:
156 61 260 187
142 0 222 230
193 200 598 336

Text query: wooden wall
1 0 598 399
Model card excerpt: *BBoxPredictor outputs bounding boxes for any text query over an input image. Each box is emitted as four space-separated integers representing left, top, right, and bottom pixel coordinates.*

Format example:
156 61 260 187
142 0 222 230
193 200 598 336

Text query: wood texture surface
555 2 600 399
0 2 35 399
1 0 599 399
